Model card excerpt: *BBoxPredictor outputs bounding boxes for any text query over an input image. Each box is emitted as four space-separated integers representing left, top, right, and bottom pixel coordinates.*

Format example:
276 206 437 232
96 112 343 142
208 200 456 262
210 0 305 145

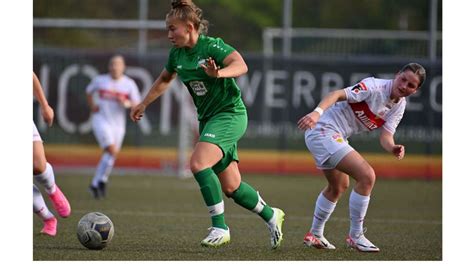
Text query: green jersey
165 34 247 121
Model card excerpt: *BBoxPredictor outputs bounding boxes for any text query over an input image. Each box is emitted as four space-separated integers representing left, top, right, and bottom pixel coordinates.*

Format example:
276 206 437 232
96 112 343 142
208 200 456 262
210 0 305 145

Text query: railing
263 28 442 61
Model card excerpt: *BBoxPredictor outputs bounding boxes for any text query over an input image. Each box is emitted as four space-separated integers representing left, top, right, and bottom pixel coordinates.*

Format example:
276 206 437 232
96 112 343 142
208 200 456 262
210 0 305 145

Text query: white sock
207 201 225 217
33 185 54 220
92 152 115 187
349 190 370 238
33 163 56 194
310 192 336 237
252 191 266 213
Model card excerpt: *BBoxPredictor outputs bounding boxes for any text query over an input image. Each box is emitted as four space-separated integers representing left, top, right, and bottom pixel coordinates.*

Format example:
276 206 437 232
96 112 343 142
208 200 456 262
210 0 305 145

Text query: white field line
75 209 441 225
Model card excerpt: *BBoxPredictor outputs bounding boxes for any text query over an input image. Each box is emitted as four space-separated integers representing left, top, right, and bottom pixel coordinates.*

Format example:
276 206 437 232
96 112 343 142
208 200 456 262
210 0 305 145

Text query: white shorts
304 125 354 170
33 122 42 142
92 115 125 150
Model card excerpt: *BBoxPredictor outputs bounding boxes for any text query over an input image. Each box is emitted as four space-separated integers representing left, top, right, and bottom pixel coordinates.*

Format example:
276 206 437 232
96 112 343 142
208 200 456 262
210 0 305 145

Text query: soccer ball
77 212 114 250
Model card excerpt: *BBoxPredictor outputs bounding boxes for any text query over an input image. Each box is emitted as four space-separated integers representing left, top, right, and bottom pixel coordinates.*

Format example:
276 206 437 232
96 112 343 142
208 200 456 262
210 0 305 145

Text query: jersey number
190 81 208 96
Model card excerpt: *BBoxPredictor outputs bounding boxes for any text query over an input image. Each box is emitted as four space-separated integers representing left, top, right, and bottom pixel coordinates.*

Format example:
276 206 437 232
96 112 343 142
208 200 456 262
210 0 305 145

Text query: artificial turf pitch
33 172 441 260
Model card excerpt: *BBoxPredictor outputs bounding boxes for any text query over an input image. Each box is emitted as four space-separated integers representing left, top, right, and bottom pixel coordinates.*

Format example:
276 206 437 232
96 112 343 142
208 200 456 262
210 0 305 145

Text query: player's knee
222 186 236 197
222 180 241 197
337 180 350 195
358 167 376 190
33 159 47 175
327 183 349 199
105 146 119 157
190 159 209 173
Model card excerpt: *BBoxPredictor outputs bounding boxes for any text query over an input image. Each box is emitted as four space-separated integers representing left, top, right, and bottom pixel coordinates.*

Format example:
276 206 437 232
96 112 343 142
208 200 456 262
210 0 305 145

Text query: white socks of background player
349 190 370 238
310 192 337 237
33 184 54 220
33 162 56 194
92 152 115 187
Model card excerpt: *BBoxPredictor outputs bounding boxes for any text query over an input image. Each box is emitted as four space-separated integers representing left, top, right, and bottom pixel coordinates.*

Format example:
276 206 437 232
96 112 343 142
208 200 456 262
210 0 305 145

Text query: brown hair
167 0 209 35
109 54 125 66
400 63 426 88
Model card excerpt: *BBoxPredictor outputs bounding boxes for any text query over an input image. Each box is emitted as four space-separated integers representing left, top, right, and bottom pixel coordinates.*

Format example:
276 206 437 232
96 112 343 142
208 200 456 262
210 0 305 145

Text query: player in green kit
130 0 285 249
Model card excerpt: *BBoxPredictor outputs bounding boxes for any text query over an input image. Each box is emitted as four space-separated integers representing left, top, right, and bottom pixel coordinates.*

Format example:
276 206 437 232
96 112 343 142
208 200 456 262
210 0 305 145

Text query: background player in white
86 55 141 199
297 63 426 252
33 72 71 236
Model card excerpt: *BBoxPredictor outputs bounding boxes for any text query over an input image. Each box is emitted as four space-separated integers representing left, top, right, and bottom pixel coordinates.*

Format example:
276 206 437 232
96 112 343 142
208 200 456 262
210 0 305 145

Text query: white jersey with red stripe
86 74 141 129
317 77 406 138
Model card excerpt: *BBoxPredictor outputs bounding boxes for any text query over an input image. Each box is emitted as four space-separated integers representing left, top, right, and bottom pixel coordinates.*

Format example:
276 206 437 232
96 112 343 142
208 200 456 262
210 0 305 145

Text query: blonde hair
167 0 209 34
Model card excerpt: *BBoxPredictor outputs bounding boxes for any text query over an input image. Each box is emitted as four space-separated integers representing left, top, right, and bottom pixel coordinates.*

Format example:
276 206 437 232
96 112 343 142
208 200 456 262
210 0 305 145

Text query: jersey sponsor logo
189 81 208 96
98 89 130 102
349 101 385 130
331 133 344 143
204 133 215 138
351 82 368 94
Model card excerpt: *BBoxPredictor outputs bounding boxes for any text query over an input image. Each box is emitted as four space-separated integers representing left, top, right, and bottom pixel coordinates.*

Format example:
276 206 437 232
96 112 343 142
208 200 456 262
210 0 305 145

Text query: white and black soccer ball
77 212 114 250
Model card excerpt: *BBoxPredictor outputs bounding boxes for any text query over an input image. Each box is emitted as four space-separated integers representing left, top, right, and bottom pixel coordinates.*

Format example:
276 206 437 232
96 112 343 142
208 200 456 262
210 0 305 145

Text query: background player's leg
90 144 117 198
100 129 124 186
90 119 117 198
100 146 118 184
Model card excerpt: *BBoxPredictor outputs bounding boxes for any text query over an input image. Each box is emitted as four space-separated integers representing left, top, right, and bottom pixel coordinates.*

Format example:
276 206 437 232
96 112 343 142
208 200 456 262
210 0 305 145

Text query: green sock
194 168 227 230
230 182 274 222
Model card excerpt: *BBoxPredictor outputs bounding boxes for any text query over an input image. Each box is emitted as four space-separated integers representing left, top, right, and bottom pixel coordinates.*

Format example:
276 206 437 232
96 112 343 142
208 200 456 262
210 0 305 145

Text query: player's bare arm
200 51 248 78
130 69 176 122
33 72 54 127
379 128 405 160
86 93 99 113
297 89 347 130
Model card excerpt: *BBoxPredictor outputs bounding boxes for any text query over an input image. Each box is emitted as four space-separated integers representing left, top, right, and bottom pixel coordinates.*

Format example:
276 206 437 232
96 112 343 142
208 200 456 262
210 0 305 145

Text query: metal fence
263 28 442 60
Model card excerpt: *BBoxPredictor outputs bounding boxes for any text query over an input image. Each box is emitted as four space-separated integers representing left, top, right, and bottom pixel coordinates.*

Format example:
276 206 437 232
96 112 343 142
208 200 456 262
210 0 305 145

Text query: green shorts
199 112 247 174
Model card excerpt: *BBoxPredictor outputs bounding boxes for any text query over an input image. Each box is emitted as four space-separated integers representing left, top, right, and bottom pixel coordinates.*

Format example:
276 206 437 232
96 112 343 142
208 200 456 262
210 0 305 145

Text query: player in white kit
86 55 141 199
33 72 71 236
297 63 426 252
